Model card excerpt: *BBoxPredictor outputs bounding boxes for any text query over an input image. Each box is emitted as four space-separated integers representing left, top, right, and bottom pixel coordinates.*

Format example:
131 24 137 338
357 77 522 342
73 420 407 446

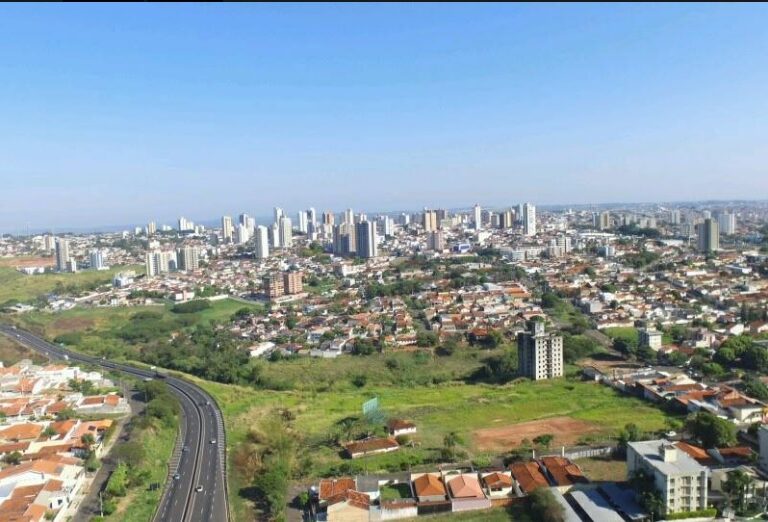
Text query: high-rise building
222 216 234 243
427 230 445 251
595 211 611 230
499 210 514 229
43 234 56 252
377 216 393 237
55 238 71 273
263 274 284 299
422 210 438 232
399 213 410 226
322 211 335 226
273 207 284 224
178 217 194 232
297 211 308 233
283 271 304 294
517 320 563 380
235 223 251 244
145 250 177 277
254 225 270 259
89 249 108 270
473 204 482 230
278 216 293 248
697 218 719 253
516 203 524 224
147 221 157 236
177 246 200 271
333 223 355 256
523 203 537 236
718 212 736 235
355 220 378 259
669 209 681 225
344 208 354 225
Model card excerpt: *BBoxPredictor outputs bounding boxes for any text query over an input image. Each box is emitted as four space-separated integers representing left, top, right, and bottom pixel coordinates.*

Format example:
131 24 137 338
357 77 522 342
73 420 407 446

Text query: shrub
170 300 211 314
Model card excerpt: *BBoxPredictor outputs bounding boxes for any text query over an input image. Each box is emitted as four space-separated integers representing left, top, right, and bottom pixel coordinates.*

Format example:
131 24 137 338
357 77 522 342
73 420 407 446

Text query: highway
0 325 229 522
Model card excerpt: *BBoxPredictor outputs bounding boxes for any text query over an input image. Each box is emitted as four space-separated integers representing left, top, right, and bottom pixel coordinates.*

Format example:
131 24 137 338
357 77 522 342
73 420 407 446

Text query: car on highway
182 446 189 452
195 485 203 492
209 439 217 445
173 473 181 480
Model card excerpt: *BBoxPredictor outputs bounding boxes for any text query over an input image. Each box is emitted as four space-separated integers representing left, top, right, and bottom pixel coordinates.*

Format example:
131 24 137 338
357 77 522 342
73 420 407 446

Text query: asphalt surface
0 325 229 522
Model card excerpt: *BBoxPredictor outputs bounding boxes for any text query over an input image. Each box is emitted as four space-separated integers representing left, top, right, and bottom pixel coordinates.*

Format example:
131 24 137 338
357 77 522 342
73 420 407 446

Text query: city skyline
2 4 768 230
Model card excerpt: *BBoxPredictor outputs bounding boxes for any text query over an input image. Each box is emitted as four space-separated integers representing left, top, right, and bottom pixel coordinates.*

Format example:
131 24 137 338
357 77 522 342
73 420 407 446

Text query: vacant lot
575 456 627 483
0 256 55 268
474 416 601 451
0 335 47 365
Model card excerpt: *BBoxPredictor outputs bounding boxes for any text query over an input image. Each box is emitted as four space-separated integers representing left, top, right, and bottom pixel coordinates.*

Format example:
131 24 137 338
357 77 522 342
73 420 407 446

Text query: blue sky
1 3 768 231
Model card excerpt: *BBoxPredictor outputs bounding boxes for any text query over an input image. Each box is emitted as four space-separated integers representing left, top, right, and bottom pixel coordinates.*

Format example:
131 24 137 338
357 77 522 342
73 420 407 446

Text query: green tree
723 469 753 513
2 451 22 465
529 488 566 522
533 434 554 449
687 411 736 448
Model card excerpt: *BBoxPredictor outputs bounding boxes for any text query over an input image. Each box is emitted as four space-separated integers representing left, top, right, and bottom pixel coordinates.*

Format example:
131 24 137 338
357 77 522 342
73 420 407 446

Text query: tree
687 411 736 448
42 426 58 439
723 469 753 513
81 433 96 452
533 434 554 449
529 488 566 522
2 451 22 465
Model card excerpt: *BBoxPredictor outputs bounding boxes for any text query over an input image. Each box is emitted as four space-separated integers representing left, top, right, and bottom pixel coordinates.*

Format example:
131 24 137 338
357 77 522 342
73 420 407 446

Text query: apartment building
517 320 563 380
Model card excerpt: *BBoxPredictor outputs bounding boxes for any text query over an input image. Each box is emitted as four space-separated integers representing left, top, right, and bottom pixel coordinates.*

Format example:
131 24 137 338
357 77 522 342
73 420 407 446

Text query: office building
55 238 71 273
263 274 284 299
422 210 438 232
283 271 304 294
627 440 708 515
697 218 719 253
355 220 378 259
517 320 563 380
427 230 445 252
88 249 108 270
278 216 293 248
177 246 200 272
221 216 234 243
473 204 482 230
718 212 736 235
254 225 270 259
523 203 536 236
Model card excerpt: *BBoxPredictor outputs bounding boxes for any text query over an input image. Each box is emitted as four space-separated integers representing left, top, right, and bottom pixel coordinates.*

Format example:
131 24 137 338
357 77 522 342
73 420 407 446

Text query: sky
1 3 768 231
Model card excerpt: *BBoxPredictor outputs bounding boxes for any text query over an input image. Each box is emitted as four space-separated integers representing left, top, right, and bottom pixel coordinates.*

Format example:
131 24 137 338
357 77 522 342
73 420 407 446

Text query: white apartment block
517 321 563 380
627 440 709 515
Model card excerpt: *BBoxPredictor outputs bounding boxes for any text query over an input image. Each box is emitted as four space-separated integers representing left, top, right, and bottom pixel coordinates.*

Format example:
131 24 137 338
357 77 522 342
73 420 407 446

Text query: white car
195 485 203 492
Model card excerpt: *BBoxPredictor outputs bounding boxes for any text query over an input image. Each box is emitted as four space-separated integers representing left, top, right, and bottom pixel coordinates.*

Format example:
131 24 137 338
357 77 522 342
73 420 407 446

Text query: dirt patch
50 317 96 334
0 256 55 268
473 416 601 451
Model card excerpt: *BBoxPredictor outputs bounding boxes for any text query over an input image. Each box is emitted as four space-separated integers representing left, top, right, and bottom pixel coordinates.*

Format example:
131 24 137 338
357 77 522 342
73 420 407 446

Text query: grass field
575 455 627 483
0 264 143 304
0 335 47 365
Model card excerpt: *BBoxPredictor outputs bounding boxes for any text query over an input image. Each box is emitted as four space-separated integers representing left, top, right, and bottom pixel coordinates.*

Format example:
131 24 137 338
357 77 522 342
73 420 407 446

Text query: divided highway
0 325 229 522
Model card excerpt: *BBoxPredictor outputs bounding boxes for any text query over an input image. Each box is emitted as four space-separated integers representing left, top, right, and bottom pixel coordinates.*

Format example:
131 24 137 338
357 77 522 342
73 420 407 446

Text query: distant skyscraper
427 230 445 251
344 208 354 225
297 211 308 233
669 209 681 225
89 249 107 270
283 271 304 294
178 216 194 232
499 210 514 229
307 208 317 227
254 225 270 259
355 220 378 259
322 211 335 226
273 207 284 224
222 216 234 243
523 203 537 236
147 221 157 236
595 211 611 231
55 238 70 272
697 218 719 253
235 223 250 244
278 216 293 248
177 246 200 271
333 223 355 256
718 212 736 235
43 234 55 252
399 213 410 226
473 204 482 230
377 216 393 237
423 210 438 232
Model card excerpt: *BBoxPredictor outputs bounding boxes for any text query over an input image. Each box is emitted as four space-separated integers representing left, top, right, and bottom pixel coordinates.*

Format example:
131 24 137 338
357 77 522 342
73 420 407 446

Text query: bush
665 508 718 520
170 300 211 314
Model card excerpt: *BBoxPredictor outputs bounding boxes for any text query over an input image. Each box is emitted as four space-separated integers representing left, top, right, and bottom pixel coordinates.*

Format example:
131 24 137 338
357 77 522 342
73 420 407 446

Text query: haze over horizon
2 3 768 231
